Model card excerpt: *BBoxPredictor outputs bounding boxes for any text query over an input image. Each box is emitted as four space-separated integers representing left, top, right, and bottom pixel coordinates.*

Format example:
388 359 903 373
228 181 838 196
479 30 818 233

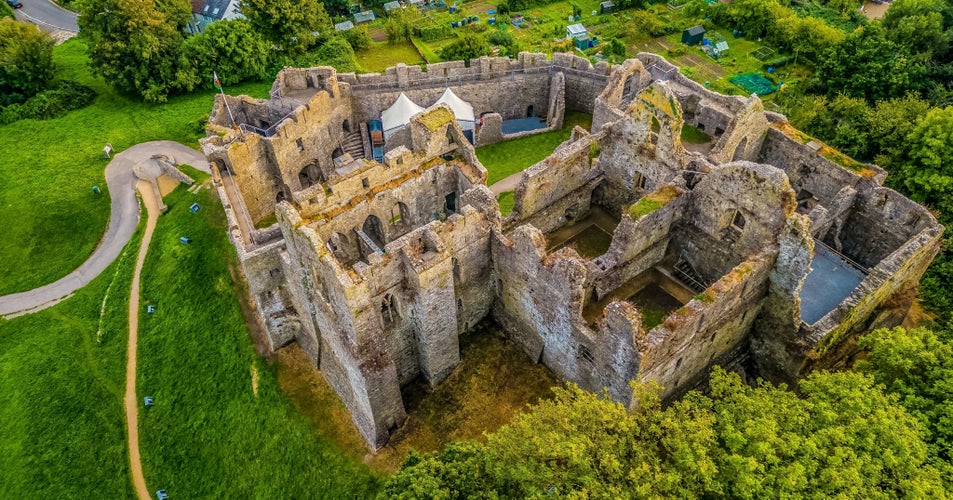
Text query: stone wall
204 52 945 452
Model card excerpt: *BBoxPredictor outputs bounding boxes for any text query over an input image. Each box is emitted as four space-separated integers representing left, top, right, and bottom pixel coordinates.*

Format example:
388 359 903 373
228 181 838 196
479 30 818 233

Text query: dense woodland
2 0 953 495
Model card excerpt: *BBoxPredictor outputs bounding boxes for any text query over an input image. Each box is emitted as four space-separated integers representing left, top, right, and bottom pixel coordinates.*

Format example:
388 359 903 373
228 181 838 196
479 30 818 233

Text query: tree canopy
813 25 927 103
239 0 331 53
180 19 272 89
0 18 55 105
76 0 190 102
383 369 944 498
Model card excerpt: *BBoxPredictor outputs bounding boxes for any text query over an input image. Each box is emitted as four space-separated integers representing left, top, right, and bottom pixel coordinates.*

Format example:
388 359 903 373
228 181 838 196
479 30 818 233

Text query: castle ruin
200 53 942 449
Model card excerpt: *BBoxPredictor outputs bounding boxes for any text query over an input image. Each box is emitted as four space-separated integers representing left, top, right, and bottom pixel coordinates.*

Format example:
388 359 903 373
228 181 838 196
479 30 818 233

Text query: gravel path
124 180 160 500
0 141 208 318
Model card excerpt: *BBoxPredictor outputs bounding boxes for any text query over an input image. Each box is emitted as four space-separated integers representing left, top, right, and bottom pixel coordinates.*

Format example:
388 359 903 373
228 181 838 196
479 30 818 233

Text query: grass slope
136 176 382 497
0 219 141 497
0 40 270 295
476 111 593 185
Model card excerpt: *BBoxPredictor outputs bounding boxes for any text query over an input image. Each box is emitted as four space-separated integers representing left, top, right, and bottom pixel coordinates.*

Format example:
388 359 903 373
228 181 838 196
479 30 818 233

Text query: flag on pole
213 71 222 92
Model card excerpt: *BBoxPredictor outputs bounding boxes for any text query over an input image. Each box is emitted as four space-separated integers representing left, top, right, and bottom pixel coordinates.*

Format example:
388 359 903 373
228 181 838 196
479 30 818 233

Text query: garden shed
353 10 376 23
566 23 587 40
599 1 614 14
383 1 400 12
682 25 705 45
334 20 355 31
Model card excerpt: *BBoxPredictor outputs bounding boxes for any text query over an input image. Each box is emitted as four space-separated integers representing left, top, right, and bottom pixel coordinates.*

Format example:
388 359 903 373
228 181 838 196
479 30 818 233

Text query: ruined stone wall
831 187 937 269
203 82 354 224
589 187 687 297
335 52 606 121
508 129 603 233
637 52 745 135
674 162 796 282
638 254 775 399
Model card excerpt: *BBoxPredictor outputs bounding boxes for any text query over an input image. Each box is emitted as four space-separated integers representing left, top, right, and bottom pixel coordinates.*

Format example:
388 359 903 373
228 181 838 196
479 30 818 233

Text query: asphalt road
13 0 78 33
0 142 209 318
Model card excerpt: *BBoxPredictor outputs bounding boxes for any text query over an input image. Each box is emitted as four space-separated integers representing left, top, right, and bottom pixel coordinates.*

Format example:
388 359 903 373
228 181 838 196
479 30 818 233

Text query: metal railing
813 238 869 274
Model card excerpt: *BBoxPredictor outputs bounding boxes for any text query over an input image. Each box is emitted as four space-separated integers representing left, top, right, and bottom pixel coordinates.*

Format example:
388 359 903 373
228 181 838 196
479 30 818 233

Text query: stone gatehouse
200 53 942 449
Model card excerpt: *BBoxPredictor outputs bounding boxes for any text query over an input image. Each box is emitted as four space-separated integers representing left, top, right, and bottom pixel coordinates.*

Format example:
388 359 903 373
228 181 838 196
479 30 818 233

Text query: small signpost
103 143 114 159
147 304 156 314
189 203 201 213
144 396 154 407
179 237 192 244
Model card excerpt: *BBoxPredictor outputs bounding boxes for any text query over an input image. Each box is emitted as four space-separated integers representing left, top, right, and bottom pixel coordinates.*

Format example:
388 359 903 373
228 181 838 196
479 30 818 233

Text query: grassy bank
0 219 141 497
0 40 270 295
476 111 592 185
136 176 382 497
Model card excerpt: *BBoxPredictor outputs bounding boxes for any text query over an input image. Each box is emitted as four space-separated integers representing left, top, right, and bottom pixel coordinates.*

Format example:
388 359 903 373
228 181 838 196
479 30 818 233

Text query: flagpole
215 71 244 140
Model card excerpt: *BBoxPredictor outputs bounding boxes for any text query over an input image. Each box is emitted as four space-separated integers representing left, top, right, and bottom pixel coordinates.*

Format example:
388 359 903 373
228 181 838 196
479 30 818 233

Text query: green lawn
0 222 140 497
476 111 592 185
136 176 382 497
358 40 426 72
0 177 384 496
0 39 270 295
497 191 515 216
681 123 711 144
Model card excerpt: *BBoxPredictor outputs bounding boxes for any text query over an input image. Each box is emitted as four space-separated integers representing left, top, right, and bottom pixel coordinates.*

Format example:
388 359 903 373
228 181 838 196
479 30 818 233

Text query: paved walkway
125 180 160 500
14 0 78 42
489 172 522 196
0 141 208 318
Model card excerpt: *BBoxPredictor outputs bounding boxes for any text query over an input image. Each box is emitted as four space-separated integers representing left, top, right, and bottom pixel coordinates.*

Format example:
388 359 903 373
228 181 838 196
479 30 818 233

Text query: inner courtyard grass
0 39 270 295
476 111 592 185
136 175 382 496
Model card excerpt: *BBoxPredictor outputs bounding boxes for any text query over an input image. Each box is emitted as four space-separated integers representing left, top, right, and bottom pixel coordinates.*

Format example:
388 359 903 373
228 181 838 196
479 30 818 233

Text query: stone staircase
673 254 709 294
342 131 365 159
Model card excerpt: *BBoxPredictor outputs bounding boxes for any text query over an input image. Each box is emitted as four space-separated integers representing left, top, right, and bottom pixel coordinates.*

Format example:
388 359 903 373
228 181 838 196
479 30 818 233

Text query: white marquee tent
435 88 475 131
382 93 425 139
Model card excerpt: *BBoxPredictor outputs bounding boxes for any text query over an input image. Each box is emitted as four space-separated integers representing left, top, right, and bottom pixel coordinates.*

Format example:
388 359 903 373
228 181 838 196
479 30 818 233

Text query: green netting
729 72 776 95
751 46 775 61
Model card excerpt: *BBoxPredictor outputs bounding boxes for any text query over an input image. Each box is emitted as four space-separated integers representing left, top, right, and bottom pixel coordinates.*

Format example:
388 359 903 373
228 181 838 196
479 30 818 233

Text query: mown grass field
0 221 140 497
358 40 426 72
476 111 592 185
136 176 383 497
0 40 270 295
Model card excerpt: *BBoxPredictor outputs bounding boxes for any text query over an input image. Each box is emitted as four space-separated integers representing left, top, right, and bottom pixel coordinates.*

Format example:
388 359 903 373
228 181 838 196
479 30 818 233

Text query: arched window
381 293 399 326
343 119 350 133
526 105 534 117
362 214 386 248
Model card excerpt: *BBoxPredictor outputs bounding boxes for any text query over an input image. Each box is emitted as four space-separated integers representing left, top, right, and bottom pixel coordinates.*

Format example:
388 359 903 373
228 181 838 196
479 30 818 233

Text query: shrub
0 80 96 124
0 18 56 104
342 25 372 50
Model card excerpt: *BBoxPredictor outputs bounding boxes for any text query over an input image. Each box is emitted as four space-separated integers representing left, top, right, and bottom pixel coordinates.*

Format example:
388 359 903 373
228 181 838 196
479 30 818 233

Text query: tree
813 25 927 102
180 19 272 89
383 369 945 497
0 18 55 105
342 25 372 51
868 94 931 168
240 0 331 53
857 327 953 477
384 7 418 43
439 34 491 62
77 0 190 102
895 106 953 211
882 0 948 57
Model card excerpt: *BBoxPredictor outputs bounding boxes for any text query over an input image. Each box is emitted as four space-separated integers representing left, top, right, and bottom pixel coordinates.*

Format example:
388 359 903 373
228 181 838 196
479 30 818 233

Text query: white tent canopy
382 93 425 139
435 88 475 130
